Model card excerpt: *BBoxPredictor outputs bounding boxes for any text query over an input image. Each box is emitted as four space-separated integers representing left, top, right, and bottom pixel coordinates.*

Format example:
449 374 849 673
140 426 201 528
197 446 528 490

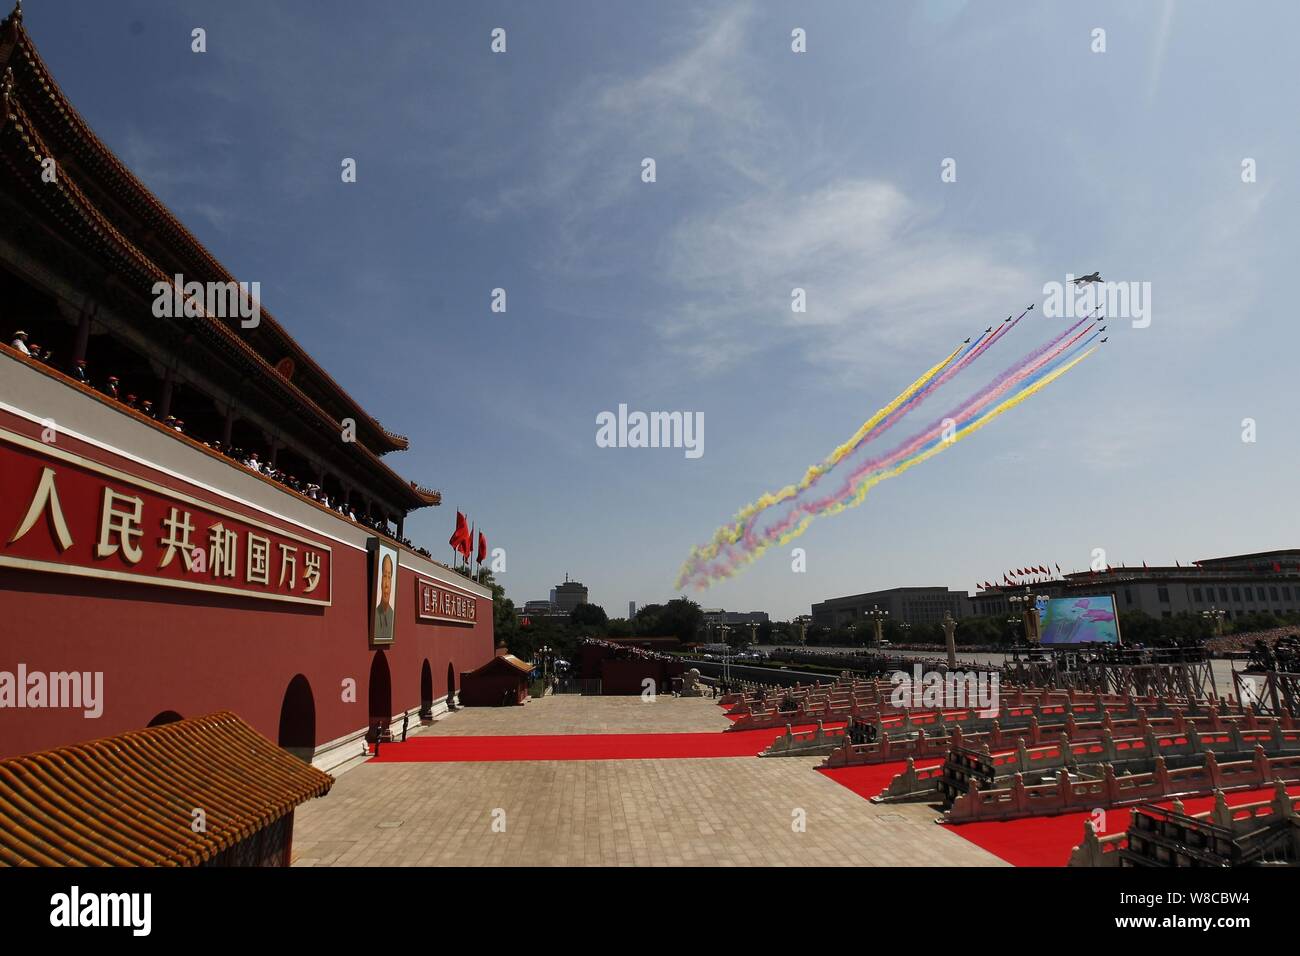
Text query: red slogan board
416 577 477 624
0 427 332 605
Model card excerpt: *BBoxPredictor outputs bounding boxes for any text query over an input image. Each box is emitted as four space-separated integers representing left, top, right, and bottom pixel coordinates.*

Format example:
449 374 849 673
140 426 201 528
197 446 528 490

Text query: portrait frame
369 540 399 645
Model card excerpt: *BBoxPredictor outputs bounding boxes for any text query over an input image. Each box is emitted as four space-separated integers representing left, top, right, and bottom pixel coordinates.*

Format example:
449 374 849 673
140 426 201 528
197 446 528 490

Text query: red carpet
816 762 1300 867
817 759 944 801
370 723 842 763
943 783 1300 867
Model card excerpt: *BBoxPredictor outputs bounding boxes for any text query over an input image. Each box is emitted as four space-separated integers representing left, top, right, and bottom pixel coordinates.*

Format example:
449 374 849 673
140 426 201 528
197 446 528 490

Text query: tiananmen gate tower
0 5 495 769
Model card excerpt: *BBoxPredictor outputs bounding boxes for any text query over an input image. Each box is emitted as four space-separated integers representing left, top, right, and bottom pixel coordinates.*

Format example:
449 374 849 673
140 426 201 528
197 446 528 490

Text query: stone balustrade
1069 781 1300 866
944 748 1300 824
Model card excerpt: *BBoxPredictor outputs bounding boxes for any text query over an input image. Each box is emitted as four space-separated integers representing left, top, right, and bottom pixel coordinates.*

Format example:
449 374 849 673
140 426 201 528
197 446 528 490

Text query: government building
812 550 1300 630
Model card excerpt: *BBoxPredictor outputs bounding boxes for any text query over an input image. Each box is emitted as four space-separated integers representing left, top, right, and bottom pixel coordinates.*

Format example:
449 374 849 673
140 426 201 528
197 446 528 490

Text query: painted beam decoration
416 576 478 625
0 428 332 606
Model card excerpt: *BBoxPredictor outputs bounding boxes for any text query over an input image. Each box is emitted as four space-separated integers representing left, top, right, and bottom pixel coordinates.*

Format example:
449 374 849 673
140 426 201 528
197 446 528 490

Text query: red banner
416 577 478 624
0 427 332 606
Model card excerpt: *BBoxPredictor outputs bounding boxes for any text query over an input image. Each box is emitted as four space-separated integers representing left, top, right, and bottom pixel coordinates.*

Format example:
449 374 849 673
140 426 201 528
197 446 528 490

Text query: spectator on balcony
140 399 154 418
103 376 120 400
71 358 88 381
9 330 30 355
124 393 138 411
245 451 262 472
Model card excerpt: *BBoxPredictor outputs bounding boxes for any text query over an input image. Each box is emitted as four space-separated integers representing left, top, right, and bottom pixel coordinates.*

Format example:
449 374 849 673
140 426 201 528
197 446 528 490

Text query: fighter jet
1073 271 1102 286
1099 325 1107 332
1101 336 1109 343
963 337 971 344
984 327 992 334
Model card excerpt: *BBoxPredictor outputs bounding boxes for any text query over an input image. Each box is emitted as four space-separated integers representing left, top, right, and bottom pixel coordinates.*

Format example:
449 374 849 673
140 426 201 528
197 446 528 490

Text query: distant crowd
9 331 434 560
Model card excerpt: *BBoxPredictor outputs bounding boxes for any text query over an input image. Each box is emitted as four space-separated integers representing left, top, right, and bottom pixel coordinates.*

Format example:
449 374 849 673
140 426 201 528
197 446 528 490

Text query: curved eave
0 89 435 511
0 11 407 454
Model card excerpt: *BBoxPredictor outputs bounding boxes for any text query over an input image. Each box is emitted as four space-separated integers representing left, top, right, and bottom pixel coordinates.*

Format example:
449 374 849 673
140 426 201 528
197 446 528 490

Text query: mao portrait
371 543 398 644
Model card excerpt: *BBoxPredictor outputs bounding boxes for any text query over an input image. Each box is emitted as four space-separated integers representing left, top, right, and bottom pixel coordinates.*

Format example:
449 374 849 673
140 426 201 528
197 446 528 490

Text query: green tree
570 603 609 629
605 617 634 638
635 598 703 644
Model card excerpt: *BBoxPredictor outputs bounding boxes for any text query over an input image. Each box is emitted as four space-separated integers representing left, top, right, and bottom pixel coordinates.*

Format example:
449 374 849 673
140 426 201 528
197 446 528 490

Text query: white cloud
659 179 1032 377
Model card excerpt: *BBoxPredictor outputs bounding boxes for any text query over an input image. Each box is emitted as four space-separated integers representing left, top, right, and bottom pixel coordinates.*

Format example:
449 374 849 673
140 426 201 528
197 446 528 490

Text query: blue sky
26 0 1300 619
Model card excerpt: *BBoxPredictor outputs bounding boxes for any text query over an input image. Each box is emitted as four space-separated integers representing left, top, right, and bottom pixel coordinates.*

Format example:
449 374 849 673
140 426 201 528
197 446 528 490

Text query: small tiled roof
466 654 534 677
0 711 332 866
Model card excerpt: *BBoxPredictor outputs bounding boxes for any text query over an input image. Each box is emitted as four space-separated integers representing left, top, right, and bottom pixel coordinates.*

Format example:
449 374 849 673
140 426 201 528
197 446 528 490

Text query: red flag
449 511 470 552
1003 574 1012 585
463 523 474 560
1055 563 1061 573
478 531 487 564
1273 561 1282 572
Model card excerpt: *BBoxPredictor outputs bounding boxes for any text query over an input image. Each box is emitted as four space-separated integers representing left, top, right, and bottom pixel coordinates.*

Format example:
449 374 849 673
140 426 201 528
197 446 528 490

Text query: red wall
0 406 494 760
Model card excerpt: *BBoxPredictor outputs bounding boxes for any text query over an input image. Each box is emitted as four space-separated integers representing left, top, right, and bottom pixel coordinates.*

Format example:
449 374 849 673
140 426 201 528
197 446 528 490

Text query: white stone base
309 694 458 777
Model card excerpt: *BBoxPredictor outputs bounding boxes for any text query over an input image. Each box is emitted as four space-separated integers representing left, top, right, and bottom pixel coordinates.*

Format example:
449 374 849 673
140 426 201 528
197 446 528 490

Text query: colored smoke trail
675 317 1103 590
723 310 1096 559
708 344 962 547
694 308 1046 565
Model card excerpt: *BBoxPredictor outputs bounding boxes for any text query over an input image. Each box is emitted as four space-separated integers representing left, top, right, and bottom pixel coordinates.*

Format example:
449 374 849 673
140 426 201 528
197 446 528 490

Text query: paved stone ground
291 695 1004 867
420 693 733 736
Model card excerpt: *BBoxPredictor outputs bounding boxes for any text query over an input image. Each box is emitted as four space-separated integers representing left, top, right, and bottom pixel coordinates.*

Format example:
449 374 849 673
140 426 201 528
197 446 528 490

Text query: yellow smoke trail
679 346 1097 586
687 343 962 563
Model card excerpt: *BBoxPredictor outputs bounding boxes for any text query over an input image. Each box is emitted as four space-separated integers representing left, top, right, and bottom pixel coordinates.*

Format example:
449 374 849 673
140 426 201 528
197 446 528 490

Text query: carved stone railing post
1270 778 1296 820
1227 722 1244 753
1204 750 1221 789
1252 744 1270 784
1011 772 1027 815
1056 769 1072 809
1154 755 1170 797
1070 818 1103 867
1212 788 1233 828
1103 763 1120 805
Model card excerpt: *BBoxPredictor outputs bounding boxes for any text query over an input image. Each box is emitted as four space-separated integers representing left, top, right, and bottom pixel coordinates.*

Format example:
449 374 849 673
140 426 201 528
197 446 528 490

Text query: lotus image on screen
1038 595 1120 645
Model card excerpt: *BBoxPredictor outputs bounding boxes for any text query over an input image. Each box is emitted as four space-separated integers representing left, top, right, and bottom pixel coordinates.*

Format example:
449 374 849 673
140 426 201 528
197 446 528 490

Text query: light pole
846 622 857 648
1008 588 1047 644
942 611 957 669
1201 606 1226 637
867 604 889 649
719 623 732 685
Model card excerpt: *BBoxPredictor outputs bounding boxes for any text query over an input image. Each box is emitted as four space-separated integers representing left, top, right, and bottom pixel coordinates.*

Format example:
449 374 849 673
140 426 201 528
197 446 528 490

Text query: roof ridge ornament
1 66 13 114
4 1 19 27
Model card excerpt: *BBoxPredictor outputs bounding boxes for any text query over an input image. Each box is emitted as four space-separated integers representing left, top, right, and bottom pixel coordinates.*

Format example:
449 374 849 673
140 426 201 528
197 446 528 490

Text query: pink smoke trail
690 315 1099 586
